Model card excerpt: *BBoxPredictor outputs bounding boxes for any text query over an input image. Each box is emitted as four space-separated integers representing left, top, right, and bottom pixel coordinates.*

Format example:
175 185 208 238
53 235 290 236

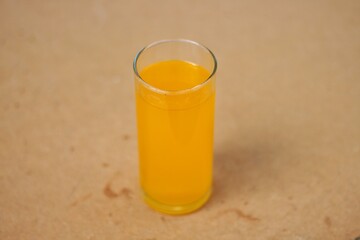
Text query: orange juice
135 60 215 214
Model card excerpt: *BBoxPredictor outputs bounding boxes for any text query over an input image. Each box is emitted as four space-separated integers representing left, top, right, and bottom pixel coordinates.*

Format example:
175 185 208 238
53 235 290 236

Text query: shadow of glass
209 138 286 206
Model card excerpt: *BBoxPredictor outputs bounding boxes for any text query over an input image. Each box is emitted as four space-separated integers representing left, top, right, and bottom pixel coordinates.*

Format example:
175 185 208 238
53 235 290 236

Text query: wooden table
1 0 359 239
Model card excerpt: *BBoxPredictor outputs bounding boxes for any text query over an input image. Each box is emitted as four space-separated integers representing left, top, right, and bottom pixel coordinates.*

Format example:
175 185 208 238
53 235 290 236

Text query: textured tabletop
1 0 360 239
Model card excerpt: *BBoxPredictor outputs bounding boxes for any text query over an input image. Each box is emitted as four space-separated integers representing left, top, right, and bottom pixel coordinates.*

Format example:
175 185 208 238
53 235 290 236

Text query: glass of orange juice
133 39 217 215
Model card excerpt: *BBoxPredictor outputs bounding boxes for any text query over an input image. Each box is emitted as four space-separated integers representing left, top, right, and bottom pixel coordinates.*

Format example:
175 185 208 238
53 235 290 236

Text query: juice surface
136 60 215 214
140 60 209 90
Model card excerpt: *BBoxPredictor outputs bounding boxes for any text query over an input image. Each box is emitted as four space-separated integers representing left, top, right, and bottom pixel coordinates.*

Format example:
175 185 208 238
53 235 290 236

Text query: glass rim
133 39 217 95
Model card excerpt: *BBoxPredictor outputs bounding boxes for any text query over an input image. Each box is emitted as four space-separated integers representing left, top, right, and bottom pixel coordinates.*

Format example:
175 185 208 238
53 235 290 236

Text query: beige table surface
1 0 360 239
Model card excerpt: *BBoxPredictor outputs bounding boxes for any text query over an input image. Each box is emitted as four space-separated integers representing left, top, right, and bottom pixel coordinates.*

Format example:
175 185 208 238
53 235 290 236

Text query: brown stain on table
122 134 130 141
14 102 20 109
104 183 119 198
103 186 133 199
69 193 92 208
120 188 133 199
215 208 260 222
69 145 75 153
26 169 32 176
324 216 332 228
103 172 132 199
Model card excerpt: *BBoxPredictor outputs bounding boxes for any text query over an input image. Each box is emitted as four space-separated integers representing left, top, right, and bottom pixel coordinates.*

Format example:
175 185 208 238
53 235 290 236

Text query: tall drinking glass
133 39 217 215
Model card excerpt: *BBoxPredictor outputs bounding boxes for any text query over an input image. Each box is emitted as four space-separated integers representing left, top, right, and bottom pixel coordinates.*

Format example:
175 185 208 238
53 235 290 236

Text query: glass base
143 189 212 215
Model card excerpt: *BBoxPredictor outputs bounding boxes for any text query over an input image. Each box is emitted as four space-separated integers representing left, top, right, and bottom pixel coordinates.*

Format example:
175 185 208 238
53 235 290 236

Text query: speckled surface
1 0 360 239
